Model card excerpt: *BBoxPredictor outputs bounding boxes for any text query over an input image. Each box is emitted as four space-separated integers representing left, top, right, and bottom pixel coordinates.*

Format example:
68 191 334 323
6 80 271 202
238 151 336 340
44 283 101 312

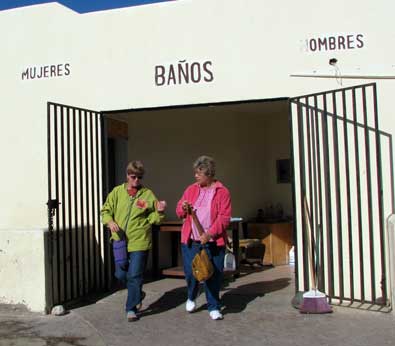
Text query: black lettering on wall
190 62 201 83
167 65 176 85
155 59 215 87
155 65 166 86
356 34 364 48
338 36 346 50
43 66 49 78
309 39 317 52
328 36 336 50
21 68 29 80
37 67 42 79
318 38 328 51
50 65 57 77
178 60 189 84
30 67 36 79
304 33 365 52
21 63 71 81
64 63 70 76
347 35 355 49
203 61 214 82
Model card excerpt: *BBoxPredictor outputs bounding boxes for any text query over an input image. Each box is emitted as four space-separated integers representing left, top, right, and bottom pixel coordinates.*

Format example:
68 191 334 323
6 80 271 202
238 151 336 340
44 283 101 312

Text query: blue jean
181 242 225 312
114 250 148 312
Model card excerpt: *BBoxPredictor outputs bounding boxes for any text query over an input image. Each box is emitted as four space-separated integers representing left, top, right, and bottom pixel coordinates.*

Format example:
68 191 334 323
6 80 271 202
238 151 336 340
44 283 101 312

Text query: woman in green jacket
101 160 166 322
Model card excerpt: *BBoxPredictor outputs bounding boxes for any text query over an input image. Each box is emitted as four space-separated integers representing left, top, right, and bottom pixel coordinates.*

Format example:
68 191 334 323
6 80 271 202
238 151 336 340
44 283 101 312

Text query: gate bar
321 93 335 300
313 95 326 291
311 102 320 291
47 103 55 307
331 91 345 302
362 86 376 302
351 88 365 303
95 114 103 288
101 116 112 289
373 84 387 303
60 106 67 302
305 97 316 289
289 100 299 291
84 110 92 293
89 112 97 290
54 105 61 303
78 109 86 295
72 109 81 297
66 107 73 299
297 101 309 291
342 90 355 302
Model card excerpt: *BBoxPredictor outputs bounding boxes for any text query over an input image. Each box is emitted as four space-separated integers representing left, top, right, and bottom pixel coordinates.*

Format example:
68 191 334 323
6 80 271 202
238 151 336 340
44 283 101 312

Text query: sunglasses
128 173 143 180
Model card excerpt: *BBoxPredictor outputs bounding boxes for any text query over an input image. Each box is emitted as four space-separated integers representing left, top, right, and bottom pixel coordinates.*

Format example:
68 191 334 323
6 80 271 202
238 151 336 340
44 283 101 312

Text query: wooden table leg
232 222 240 270
152 224 159 279
171 232 179 267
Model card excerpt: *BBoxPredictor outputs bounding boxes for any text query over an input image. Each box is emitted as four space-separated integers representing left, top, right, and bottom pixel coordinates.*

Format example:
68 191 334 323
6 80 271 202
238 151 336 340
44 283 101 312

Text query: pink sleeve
176 186 190 219
208 188 232 239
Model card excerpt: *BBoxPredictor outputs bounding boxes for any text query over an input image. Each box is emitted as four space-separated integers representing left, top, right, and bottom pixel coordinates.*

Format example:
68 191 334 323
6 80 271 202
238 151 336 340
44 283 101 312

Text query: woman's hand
182 200 192 214
200 232 212 244
156 200 167 213
107 220 120 233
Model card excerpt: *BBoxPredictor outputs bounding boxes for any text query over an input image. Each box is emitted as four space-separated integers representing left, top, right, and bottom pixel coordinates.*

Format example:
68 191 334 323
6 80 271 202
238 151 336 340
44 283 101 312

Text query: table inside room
241 220 294 266
152 219 242 279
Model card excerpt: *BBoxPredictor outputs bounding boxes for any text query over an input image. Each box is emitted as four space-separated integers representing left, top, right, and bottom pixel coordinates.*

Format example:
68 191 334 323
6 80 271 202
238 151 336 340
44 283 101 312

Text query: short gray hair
193 155 216 177
126 161 145 176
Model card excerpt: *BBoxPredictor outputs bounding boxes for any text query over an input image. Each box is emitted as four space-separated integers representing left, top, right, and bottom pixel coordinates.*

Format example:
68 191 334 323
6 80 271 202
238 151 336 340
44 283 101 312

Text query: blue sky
0 0 175 13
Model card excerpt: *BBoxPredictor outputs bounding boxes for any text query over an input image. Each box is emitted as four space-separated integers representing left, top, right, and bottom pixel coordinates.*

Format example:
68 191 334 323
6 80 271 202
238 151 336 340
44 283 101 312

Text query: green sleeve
148 210 165 225
101 188 116 225
146 191 165 225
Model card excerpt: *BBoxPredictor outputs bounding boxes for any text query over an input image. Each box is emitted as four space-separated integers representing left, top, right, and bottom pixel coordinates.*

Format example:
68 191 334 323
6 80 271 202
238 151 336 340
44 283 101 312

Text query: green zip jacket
101 184 165 252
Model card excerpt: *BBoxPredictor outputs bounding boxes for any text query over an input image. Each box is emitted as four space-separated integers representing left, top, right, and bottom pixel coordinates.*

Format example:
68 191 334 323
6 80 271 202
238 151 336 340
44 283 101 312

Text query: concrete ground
1 265 394 346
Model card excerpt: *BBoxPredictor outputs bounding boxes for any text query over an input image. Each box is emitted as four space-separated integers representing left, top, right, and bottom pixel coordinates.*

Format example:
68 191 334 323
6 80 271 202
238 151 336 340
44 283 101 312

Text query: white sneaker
209 310 223 320
186 299 196 313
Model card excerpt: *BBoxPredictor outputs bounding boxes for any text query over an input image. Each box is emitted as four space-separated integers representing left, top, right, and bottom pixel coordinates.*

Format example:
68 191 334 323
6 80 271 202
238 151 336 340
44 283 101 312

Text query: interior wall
113 138 129 187
122 99 292 221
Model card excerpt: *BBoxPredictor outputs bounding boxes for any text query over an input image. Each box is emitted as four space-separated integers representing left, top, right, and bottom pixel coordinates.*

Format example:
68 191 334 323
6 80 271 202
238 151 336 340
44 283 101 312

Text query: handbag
186 204 214 282
112 196 135 270
192 246 214 282
112 229 128 269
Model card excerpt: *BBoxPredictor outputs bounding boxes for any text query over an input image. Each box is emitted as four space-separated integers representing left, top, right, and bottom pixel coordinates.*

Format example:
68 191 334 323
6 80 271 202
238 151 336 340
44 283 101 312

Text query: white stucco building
0 0 394 313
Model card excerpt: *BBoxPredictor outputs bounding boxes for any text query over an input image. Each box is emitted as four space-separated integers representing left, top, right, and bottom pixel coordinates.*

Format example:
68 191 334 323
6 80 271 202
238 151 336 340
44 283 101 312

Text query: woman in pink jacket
176 155 231 320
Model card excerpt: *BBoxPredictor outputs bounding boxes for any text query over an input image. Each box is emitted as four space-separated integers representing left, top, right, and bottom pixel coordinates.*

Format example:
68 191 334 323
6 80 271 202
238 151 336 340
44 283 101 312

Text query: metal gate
47 102 112 307
290 83 394 309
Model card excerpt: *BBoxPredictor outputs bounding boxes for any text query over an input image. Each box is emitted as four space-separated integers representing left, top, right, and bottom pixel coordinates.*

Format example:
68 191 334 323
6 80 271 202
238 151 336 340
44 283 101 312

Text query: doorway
104 98 293 271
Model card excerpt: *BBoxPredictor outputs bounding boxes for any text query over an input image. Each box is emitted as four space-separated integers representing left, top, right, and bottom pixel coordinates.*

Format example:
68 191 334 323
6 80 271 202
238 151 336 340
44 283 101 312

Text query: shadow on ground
138 277 291 317
221 278 291 314
139 286 188 317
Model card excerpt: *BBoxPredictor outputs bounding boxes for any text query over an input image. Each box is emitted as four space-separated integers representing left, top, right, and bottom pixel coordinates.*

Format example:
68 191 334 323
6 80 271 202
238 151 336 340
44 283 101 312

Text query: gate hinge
47 199 60 210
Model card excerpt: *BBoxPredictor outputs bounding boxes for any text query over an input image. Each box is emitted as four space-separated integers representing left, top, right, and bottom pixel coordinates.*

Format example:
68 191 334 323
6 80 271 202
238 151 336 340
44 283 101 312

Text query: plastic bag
224 251 236 271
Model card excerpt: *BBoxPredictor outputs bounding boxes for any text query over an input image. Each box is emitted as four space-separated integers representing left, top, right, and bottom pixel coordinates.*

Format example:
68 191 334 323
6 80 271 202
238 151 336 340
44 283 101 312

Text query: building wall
0 230 47 311
0 0 394 311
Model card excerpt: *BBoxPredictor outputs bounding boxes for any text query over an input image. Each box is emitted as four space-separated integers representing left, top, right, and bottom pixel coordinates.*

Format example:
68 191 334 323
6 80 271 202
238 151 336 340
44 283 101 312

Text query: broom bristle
300 290 333 314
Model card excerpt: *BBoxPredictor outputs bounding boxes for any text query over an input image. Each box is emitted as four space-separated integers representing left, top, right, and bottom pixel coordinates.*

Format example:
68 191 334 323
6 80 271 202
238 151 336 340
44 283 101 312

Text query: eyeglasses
128 174 143 180
194 170 207 177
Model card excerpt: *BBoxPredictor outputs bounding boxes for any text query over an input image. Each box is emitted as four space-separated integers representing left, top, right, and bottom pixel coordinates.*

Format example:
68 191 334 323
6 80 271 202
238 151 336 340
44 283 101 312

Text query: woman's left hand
200 232 212 244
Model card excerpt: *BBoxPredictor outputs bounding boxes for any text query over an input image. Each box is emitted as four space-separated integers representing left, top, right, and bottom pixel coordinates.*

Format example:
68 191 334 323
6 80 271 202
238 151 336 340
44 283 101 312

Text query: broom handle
303 197 317 289
186 204 205 237
186 203 230 249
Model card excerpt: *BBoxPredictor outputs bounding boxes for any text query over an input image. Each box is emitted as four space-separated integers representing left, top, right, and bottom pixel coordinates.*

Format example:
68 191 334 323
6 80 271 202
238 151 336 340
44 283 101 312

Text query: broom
300 197 332 314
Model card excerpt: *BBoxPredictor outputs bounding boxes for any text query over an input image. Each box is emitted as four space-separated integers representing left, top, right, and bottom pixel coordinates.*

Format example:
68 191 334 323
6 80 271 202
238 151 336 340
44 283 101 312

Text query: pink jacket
176 181 232 246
